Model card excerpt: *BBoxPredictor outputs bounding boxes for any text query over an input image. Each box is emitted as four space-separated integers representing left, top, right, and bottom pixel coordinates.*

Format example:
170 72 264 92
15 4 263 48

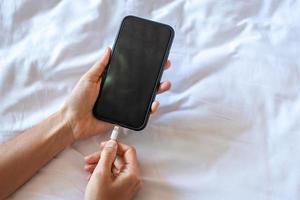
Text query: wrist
58 106 76 144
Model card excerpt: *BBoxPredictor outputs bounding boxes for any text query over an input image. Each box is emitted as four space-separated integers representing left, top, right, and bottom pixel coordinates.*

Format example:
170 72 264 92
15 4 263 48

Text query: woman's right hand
84 140 142 200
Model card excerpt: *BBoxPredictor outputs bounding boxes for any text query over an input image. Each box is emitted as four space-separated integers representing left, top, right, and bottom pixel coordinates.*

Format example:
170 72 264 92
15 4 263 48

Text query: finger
83 47 111 82
157 81 171 94
86 164 117 175
84 142 124 171
100 141 106 149
117 143 139 173
84 152 100 164
151 101 160 114
94 147 124 171
84 164 97 173
164 60 171 70
87 158 121 176
114 155 125 171
94 140 118 175
112 166 120 176
101 141 136 167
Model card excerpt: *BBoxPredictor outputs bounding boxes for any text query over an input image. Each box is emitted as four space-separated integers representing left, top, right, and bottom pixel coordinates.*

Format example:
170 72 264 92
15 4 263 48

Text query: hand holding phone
93 16 174 130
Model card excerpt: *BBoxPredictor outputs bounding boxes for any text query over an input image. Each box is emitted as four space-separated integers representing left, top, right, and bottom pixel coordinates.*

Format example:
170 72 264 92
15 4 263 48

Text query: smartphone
93 15 174 131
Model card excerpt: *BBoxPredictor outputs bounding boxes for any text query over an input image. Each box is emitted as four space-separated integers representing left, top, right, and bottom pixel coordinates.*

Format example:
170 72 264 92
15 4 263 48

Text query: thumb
94 140 118 175
83 47 111 82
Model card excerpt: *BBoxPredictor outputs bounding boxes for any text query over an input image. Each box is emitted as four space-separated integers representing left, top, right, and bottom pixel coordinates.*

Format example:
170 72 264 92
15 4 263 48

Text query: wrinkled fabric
1 0 300 199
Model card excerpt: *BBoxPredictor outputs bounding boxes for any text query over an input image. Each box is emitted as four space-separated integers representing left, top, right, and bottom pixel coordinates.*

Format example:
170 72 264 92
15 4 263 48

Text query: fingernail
105 140 117 148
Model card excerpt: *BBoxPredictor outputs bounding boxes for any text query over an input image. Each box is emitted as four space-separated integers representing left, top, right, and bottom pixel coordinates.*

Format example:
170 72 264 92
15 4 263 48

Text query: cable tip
110 126 119 140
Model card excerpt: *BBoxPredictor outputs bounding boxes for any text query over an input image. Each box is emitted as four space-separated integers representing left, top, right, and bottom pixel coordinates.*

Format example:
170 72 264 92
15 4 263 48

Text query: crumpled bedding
1 0 300 199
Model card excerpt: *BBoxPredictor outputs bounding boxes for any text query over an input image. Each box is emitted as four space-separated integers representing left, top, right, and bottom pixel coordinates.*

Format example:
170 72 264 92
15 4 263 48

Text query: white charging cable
110 126 119 141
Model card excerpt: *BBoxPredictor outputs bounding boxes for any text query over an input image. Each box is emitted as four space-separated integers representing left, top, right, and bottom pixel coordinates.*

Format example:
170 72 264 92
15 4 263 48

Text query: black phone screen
93 16 174 130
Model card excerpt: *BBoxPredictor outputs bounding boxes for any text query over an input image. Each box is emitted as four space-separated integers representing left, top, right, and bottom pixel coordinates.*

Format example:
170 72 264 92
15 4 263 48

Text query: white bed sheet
1 0 300 199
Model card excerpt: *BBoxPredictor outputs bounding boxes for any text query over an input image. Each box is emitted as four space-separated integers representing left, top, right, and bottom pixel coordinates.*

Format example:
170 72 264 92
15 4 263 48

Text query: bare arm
0 110 73 199
0 48 114 199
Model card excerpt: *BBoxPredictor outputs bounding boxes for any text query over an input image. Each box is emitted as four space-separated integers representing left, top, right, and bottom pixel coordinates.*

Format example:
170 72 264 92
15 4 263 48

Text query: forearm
0 109 74 199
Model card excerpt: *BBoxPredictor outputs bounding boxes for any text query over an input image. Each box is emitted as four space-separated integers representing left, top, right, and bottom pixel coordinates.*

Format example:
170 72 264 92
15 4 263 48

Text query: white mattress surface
1 0 300 199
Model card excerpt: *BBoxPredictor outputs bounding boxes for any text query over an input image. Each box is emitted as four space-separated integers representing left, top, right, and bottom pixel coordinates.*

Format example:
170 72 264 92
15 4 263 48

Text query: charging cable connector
110 126 119 141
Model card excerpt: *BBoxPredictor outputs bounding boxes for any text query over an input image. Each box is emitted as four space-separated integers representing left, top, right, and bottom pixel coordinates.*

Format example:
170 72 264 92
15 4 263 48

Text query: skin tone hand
0 47 171 199
63 47 172 141
84 141 131 178
85 140 141 200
